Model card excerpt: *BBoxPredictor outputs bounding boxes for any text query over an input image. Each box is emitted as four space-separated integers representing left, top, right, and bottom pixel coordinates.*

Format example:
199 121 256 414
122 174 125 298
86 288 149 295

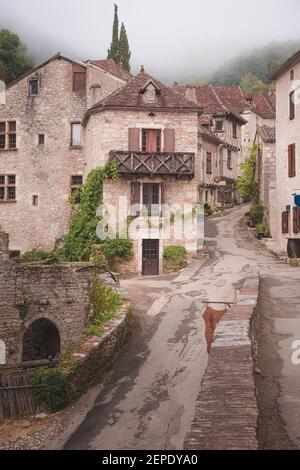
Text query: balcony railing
109 151 195 177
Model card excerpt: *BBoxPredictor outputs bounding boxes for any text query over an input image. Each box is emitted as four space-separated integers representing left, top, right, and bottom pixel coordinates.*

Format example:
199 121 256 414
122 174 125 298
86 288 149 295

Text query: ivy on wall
62 160 119 262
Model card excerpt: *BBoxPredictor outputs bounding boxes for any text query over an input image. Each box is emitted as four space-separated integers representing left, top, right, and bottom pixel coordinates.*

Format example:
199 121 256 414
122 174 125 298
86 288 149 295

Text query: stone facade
0 55 127 255
0 254 118 365
86 109 200 275
273 57 300 254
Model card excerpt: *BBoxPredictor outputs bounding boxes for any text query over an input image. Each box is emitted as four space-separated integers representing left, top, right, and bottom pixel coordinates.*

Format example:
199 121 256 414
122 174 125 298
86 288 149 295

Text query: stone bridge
0 230 118 366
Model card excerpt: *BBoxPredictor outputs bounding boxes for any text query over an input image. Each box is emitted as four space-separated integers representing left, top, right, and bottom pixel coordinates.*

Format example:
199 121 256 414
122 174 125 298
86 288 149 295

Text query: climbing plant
62 160 119 262
236 143 259 203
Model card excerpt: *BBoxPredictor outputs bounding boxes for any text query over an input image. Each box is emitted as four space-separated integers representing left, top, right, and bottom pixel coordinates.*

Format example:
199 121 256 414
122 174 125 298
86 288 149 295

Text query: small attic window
143 83 156 103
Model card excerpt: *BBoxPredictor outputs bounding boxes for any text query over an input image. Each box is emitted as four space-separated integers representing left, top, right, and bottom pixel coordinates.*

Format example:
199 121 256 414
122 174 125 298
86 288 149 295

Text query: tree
0 29 35 84
119 22 131 72
107 4 120 63
240 73 269 93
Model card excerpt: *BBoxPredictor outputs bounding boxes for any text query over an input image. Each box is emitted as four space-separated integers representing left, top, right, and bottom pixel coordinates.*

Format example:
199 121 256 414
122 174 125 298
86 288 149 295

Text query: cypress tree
119 22 131 72
107 4 120 63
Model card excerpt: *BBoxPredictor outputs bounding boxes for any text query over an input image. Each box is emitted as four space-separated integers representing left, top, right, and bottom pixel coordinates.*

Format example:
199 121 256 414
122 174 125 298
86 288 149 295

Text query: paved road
46 205 297 450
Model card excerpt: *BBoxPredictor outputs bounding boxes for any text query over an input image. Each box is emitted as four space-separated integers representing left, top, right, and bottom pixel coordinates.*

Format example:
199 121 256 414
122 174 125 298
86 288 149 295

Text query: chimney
185 86 197 103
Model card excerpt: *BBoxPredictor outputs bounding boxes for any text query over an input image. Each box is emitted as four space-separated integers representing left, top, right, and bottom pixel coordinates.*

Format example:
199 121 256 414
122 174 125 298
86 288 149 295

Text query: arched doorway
22 319 60 362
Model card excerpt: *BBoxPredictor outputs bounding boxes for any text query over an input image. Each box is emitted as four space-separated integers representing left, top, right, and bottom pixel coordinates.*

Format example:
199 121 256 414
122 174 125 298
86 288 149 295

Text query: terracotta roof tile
88 71 203 113
89 60 132 82
257 125 276 143
252 92 276 119
173 84 247 123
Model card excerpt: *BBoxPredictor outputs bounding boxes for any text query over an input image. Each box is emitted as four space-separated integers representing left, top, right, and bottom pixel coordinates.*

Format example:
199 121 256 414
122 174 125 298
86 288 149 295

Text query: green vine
236 143 259 203
62 160 119 262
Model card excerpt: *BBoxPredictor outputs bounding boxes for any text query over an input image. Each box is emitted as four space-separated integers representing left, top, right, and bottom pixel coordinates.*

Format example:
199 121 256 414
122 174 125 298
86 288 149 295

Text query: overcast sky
1 0 300 82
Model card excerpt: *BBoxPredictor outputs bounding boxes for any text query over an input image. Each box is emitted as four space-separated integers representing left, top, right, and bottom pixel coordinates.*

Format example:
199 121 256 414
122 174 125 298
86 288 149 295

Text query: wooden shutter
128 128 140 152
161 182 165 204
282 211 289 234
131 182 141 205
288 144 296 178
290 91 295 120
72 64 86 92
163 129 175 152
293 206 300 234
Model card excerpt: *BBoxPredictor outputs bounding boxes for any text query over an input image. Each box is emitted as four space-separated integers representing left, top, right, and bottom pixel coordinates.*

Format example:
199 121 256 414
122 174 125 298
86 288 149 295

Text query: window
0 121 17 150
32 195 39 206
215 120 224 131
71 175 83 203
9 251 21 260
71 123 81 147
29 79 39 96
0 175 16 201
143 183 160 217
72 64 86 92
290 70 295 81
288 143 296 178
232 123 237 138
38 134 45 145
227 150 233 170
142 129 161 152
290 91 295 120
206 152 212 174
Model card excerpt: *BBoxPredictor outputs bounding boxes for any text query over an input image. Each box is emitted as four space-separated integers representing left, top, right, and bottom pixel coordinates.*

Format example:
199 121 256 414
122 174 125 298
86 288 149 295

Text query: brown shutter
288 145 294 177
163 129 175 152
72 64 86 92
293 206 300 234
290 91 295 120
292 144 296 177
161 182 165 204
131 182 141 205
128 128 140 152
282 211 289 234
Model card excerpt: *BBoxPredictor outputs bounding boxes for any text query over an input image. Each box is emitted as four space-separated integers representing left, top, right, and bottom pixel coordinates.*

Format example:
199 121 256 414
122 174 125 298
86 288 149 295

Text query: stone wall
0 259 118 365
275 63 300 254
184 267 260 450
0 57 126 254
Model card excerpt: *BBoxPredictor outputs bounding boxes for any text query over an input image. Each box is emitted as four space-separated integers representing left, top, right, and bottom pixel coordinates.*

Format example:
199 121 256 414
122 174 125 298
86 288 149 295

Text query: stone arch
22 318 61 362
0 340 6 365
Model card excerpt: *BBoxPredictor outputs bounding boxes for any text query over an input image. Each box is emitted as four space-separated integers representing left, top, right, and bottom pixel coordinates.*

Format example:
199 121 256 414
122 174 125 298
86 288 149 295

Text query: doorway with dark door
142 239 160 276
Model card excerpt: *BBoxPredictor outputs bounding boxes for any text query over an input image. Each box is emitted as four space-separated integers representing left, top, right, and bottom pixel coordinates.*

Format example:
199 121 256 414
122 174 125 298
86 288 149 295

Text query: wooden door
142 240 159 276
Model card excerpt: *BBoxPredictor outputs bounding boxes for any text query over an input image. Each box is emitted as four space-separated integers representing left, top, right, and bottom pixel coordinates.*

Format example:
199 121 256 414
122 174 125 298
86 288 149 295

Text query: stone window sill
0 200 17 204
0 148 18 152
69 146 83 150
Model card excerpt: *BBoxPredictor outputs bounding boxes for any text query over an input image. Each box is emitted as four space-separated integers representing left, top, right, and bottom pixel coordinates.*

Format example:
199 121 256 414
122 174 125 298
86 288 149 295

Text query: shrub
30 368 70 412
85 280 123 336
21 249 60 264
163 245 187 271
250 204 264 226
100 238 133 262
204 203 214 217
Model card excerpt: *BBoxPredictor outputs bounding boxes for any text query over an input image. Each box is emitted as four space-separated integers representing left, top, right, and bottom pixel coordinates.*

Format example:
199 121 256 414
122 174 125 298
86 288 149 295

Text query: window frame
0 174 16 202
0 121 17 150
38 134 45 146
232 123 237 139
29 78 39 96
227 149 233 170
215 120 224 132
206 152 212 175
142 129 162 153
70 122 81 148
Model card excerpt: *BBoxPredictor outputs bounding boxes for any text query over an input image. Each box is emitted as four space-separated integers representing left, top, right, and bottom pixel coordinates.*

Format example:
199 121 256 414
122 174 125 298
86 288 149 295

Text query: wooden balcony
109 151 195 178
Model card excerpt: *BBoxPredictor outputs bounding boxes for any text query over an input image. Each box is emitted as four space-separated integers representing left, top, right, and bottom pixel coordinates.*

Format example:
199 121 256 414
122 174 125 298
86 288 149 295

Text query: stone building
0 53 131 255
255 125 276 239
272 50 300 257
172 84 247 205
84 69 202 275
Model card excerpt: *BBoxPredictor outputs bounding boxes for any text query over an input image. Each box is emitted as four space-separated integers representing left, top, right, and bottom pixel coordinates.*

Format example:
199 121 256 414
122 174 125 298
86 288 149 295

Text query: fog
1 0 300 82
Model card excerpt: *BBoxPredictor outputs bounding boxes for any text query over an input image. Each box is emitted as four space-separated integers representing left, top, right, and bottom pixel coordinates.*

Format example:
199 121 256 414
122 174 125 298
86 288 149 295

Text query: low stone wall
64 303 132 400
184 266 260 450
